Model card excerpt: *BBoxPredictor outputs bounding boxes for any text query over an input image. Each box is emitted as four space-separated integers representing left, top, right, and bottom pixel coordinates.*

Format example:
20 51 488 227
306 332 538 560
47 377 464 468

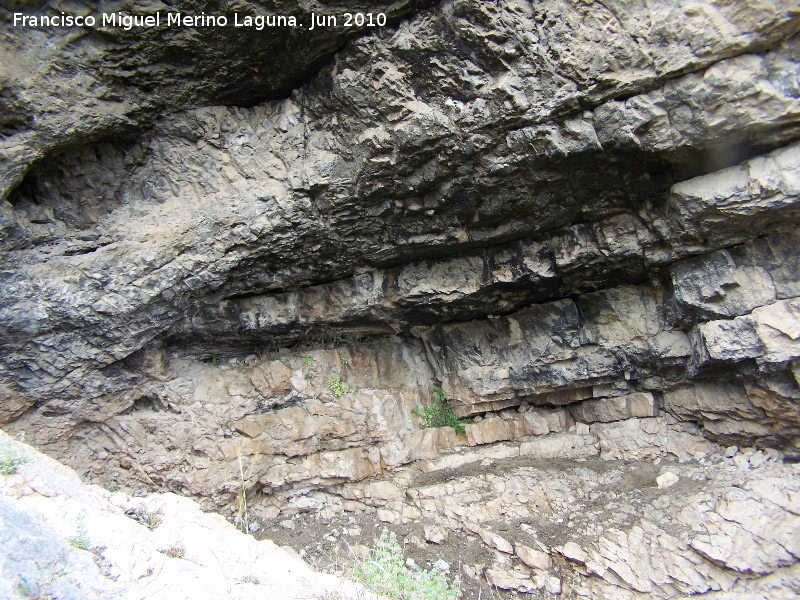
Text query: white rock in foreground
0 430 373 600
656 471 679 489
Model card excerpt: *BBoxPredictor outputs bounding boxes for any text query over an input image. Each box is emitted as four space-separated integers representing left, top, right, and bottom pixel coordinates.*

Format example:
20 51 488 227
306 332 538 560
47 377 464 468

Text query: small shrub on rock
128 504 163 530
351 529 460 600
411 387 469 436
67 516 90 550
327 375 348 397
0 442 30 475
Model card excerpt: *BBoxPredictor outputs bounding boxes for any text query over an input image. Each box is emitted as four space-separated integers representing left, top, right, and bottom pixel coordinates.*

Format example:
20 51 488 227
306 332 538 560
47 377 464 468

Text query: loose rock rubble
256 417 799 599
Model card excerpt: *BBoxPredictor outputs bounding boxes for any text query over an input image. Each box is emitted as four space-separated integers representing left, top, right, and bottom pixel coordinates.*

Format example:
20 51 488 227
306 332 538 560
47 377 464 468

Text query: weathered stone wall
2 0 800 546
3 2 800 598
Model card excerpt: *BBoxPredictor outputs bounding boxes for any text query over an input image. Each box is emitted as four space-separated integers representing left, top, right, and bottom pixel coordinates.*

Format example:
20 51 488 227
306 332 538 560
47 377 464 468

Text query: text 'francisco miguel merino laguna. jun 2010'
11 10 387 31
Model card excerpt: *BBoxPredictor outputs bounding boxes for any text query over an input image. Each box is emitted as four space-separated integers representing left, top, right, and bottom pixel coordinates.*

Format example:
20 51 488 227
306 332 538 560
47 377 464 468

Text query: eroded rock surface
2 0 800 598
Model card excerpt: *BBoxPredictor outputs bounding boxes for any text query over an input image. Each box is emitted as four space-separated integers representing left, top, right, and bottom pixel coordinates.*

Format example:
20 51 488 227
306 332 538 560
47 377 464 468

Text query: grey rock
0 497 126 600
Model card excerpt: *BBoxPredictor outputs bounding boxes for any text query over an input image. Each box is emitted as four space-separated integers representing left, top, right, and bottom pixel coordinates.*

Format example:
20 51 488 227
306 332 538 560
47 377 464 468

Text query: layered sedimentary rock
2 0 800 597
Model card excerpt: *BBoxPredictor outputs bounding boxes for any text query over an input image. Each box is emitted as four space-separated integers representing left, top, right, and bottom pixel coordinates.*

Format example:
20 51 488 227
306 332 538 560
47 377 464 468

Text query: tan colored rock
516 544 552 570
561 541 589 564
533 571 562 595
465 417 514 446
522 408 567 436
570 395 629 423
234 418 261 439
519 432 599 459
424 525 448 544
376 509 400 524
479 529 514 554
592 417 667 460
656 472 679 489
485 567 536 593
363 481 404 502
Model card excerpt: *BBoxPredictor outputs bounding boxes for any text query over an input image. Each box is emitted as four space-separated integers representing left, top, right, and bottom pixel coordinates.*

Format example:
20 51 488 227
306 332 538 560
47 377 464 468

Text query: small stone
725 446 738 458
544 575 562 595
516 544 551 570
486 567 536 593
479 529 514 554
764 448 782 462
248 521 260 533
424 525 448 544
749 450 767 468
27 478 56 498
377 509 399 523
656 472 679 489
434 559 450 574
561 542 588 564
463 564 484 580
405 558 419 571
279 519 295 530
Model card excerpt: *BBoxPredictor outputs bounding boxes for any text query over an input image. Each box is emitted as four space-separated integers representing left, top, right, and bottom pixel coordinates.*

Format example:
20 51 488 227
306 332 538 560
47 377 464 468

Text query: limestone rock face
2 0 800 595
0 431 374 600
0 0 438 199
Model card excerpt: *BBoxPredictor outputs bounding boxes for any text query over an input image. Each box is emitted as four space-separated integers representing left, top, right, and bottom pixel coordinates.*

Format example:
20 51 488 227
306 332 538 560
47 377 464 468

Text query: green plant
205 352 221 365
304 356 313 367
327 375 348 398
0 441 30 475
14 553 67 600
411 387 468 435
67 515 90 550
15 574 55 600
350 530 460 600
337 349 349 366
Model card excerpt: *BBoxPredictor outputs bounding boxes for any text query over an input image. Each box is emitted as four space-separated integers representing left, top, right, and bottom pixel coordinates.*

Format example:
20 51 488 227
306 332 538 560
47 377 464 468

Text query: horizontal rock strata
2 1 800 597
